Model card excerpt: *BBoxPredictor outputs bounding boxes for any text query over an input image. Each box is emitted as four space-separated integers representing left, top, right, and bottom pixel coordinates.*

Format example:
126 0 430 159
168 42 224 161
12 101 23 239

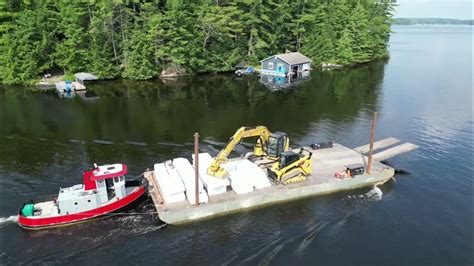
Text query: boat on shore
18 163 146 230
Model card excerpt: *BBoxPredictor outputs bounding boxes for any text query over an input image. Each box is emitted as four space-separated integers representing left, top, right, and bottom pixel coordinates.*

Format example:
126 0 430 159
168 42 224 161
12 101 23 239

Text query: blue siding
261 57 290 74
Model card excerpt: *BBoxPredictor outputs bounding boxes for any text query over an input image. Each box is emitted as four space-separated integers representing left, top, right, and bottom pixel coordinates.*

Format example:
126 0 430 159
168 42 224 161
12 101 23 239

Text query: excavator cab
267 132 289 159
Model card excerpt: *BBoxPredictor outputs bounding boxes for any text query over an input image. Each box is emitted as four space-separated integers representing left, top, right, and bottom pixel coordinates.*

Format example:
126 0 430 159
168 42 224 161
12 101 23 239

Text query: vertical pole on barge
367 112 378 174
194 132 200 205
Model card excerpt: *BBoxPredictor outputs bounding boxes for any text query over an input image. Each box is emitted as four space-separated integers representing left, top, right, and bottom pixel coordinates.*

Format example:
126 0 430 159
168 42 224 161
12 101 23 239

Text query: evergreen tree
301 2 335 65
194 1 242 72
350 2 372 63
237 1 272 61
122 4 157 80
88 7 118 79
369 0 394 58
1 2 57 84
0 0 395 84
289 0 314 51
266 0 293 53
152 4 194 69
54 1 89 76
335 29 354 65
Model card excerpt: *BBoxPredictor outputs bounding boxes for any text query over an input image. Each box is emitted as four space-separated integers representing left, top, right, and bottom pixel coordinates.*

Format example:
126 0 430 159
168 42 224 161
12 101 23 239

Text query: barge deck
144 140 416 225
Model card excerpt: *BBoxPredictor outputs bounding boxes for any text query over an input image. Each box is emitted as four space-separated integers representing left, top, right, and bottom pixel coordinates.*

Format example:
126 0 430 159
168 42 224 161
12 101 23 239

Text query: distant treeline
0 0 394 85
394 18 474 25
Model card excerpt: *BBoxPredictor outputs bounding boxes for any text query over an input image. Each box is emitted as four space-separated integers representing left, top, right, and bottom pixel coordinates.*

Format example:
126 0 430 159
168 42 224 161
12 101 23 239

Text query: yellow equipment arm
207 126 271 178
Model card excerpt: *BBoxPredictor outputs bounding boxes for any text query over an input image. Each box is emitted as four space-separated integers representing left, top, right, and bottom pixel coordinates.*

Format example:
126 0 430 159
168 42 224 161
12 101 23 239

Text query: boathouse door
292 65 299 74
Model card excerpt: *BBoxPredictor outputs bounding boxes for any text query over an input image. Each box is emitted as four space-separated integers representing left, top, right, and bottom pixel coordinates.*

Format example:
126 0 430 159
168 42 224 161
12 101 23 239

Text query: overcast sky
393 0 473 19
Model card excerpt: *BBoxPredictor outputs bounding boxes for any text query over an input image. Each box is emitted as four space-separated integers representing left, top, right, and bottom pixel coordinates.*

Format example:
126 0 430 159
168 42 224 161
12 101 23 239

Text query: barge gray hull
145 143 398 225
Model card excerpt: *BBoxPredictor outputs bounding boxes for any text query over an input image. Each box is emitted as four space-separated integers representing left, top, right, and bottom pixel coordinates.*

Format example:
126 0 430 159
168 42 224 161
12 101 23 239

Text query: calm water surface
0 25 472 265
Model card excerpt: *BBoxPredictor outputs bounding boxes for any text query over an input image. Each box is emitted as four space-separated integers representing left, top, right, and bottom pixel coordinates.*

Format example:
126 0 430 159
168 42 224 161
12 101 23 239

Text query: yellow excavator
267 148 313 184
207 126 290 178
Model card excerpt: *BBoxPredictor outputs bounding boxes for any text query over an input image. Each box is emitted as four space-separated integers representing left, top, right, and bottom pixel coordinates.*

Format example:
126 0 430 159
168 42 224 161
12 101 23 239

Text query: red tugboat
18 163 146 230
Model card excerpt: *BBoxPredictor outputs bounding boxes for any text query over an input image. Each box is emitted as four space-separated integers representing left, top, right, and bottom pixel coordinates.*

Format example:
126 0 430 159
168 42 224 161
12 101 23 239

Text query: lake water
0 25 472 265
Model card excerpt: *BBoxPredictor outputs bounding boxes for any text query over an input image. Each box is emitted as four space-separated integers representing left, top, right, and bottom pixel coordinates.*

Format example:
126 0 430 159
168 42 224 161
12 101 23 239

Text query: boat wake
0 215 18 227
365 186 383 201
296 222 328 254
347 186 383 202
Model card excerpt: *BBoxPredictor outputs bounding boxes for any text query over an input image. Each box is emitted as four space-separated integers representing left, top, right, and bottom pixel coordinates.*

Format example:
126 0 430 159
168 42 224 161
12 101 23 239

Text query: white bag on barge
192 153 230 195
224 159 271 195
224 160 254 195
154 162 186 203
173 158 209 205
238 159 272 190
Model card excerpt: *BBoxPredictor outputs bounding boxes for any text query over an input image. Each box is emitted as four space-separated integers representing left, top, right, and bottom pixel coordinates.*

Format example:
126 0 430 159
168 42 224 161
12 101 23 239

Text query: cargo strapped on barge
144 135 418 225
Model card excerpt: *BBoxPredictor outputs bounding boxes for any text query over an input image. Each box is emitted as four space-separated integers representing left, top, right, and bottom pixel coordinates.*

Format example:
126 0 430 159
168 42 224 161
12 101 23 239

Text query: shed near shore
260 52 312 76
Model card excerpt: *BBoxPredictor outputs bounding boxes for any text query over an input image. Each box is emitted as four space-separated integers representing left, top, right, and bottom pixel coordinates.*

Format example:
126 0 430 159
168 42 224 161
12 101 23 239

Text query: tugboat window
74 202 78 205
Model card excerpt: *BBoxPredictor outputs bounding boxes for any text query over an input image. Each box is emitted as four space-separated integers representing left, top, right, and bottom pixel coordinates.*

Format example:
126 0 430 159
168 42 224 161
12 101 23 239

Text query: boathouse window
268 62 274 69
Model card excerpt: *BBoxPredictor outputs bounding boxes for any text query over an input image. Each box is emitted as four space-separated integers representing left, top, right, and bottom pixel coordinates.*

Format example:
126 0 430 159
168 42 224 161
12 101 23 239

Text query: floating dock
144 138 418 225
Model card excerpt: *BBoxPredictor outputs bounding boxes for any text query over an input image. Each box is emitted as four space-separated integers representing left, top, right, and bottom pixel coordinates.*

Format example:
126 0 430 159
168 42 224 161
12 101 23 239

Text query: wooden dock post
194 132 200 205
367 112 378 174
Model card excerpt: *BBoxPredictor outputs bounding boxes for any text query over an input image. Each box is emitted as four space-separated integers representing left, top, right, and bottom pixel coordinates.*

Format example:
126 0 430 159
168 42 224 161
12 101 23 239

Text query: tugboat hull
18 185 146 230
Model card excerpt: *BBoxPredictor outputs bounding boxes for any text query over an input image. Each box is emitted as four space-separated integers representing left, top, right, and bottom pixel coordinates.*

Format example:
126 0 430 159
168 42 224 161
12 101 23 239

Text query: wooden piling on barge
367 112 378 174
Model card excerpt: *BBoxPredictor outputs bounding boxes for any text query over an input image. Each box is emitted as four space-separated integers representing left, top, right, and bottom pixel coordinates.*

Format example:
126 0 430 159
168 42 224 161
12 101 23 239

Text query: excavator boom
207 126 288 178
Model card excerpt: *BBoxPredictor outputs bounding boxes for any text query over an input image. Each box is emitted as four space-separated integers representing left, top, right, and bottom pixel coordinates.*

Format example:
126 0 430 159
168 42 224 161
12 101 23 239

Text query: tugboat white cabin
57 164 128 215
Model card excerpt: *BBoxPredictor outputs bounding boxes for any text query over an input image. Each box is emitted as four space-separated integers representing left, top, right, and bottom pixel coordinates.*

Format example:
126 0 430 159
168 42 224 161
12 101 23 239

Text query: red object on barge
18 164 146 230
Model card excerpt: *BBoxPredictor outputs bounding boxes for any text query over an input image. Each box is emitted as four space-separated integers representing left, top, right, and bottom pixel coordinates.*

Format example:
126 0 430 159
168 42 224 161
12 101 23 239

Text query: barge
144 125 418 225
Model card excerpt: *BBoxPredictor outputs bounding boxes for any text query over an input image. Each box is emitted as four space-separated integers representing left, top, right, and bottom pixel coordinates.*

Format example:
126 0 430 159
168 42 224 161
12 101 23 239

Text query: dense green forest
394 18 474 25
0 0 394 84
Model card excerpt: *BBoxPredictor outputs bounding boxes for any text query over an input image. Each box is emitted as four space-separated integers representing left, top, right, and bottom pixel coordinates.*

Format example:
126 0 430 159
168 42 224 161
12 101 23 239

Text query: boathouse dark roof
260 52 312 65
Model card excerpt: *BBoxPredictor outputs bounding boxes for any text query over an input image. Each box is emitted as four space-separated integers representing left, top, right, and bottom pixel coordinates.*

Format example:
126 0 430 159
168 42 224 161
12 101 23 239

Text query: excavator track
282 173 307 184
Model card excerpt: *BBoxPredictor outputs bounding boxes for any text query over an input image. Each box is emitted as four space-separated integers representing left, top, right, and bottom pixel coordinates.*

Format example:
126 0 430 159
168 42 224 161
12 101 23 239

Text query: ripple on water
92 140 114 145
296 222 328 255
156 141 185 147
126 141 148 146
